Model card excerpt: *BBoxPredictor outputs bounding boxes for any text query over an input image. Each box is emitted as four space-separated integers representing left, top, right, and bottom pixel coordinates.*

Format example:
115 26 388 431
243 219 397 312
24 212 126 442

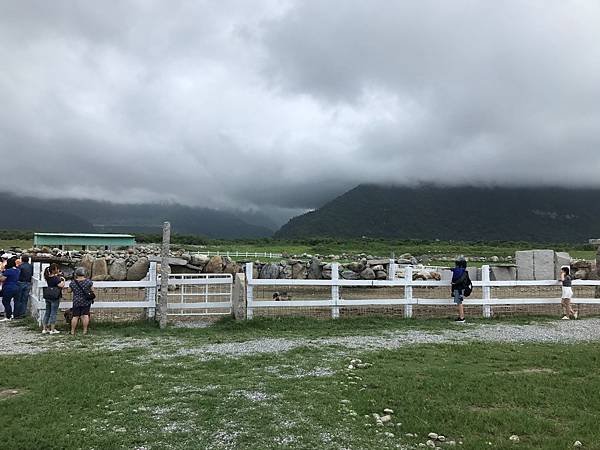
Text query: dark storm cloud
1 0 599 219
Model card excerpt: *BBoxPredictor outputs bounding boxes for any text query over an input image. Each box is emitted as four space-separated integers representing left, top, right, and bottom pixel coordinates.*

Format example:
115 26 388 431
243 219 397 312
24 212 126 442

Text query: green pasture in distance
0 229 596 261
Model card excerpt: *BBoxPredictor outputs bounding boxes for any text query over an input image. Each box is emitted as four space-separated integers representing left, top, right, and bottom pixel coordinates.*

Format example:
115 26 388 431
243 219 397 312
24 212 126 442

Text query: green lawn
1 318 596 449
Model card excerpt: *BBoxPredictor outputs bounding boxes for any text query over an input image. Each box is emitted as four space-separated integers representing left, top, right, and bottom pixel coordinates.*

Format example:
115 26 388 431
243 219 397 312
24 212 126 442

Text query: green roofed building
33 233 135 250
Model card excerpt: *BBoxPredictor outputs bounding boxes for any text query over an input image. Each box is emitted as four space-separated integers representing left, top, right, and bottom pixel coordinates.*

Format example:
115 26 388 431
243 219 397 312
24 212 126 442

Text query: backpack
451 271 473 297
463 272 473 297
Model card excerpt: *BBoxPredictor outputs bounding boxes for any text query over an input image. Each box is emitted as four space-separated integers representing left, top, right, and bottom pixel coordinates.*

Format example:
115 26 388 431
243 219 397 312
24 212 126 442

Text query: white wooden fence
193 250 283 259
245 262 600 319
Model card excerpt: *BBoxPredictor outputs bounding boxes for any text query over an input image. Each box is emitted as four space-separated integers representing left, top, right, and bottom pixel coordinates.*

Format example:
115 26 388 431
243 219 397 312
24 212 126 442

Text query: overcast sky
1 0 599 221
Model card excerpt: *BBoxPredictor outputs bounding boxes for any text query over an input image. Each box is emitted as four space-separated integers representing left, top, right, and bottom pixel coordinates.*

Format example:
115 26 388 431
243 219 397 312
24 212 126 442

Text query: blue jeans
15 281 32 318
43 299 60 326
2 287 19 319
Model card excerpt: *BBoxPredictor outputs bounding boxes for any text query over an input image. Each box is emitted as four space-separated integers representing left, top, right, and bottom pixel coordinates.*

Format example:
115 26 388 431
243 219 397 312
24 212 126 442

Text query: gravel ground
0 321 52 355
179 319 600 359
3 318 600 357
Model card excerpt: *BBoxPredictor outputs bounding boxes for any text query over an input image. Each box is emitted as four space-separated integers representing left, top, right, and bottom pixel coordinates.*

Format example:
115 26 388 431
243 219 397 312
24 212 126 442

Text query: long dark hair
5 257 18 269
44 263 60 281
561 266 570 276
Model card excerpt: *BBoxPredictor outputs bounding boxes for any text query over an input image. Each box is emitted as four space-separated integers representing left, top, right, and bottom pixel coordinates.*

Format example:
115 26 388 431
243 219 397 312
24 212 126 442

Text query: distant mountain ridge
1 194 274 238
275 185 600 243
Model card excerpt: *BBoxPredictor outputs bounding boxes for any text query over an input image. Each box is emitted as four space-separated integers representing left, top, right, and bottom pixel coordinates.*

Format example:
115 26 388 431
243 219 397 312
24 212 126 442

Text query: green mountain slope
275 185 600 243
2 196 95 233
2 194 273 238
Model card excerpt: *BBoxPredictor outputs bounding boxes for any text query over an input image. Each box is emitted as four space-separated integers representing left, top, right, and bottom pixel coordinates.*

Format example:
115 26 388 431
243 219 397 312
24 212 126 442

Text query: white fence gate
167 273 232 316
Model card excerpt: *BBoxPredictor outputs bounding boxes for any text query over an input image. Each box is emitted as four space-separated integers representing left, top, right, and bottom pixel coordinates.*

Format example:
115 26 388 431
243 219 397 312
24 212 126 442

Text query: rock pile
251 257 441 281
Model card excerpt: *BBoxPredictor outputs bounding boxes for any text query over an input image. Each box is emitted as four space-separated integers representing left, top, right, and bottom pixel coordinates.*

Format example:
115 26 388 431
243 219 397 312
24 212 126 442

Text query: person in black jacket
449 257 469 323
15 255 33 319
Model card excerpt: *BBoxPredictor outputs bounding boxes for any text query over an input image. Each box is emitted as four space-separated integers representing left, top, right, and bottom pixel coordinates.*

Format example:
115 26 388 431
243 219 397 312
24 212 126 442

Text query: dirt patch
0 388 24 399
497 368 558 375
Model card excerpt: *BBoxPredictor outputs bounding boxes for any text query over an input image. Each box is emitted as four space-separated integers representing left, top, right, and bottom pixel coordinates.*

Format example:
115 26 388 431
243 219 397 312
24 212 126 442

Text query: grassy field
0 239 33 250
1 317 597 450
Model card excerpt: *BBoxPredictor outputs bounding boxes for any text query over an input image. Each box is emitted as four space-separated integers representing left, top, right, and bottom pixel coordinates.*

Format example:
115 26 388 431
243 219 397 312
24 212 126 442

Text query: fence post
245 262 254 320
387 259 396 281
146 262 157 319
30 263 41 324
331 262 340 319
232 273 247 320
404 266 413 318
159 221 170 329
482 264 491 318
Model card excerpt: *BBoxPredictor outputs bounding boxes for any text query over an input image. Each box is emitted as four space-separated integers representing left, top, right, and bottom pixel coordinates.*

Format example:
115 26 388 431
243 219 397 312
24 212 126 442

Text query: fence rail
245 262 600 319
193 250 283 259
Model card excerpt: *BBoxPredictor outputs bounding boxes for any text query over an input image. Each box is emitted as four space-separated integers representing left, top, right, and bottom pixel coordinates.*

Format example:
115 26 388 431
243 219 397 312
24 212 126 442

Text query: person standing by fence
450 256 469 323
0 256 21 321
42 263 65 334
15 255 33 319
69 267 94 335
560 266 577 320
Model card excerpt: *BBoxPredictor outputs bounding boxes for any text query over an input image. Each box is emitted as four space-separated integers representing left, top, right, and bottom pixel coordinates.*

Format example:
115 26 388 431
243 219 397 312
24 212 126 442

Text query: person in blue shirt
0 257 21 321
449 256 469 323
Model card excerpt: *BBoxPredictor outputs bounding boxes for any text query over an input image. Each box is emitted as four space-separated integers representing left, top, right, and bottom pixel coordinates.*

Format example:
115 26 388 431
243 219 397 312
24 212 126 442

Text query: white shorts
562 287 573 299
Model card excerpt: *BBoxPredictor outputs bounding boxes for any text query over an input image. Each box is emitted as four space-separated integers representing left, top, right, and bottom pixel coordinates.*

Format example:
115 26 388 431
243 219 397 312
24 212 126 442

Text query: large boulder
80 254 94 277
572 260 592 280
259 263 279 279
204 256 223 273
223 261 240 275
127 257 150 281
555 252 571 278
109 258 128 281
516 250 534 280
91 258 108 281
341 270 360 280
360 268 376 280
533 250 555 280
490 266 516 281
367 259 389 266
291 262 307 279
346 261 364 273
375 270 388 280
307 258 322 279
279 264 292 279
190 253 210 266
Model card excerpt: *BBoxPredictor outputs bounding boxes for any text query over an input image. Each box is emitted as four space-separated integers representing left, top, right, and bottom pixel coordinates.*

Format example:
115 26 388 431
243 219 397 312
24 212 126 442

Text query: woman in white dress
560 266 577 320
